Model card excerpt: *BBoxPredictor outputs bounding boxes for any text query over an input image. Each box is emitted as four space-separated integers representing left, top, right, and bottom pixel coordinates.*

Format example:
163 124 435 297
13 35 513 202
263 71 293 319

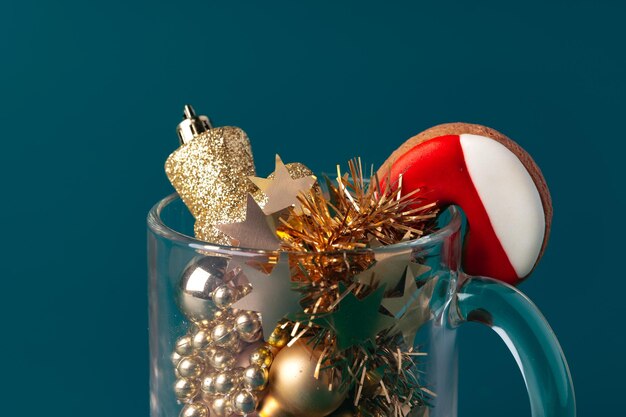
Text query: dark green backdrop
1 1 623 416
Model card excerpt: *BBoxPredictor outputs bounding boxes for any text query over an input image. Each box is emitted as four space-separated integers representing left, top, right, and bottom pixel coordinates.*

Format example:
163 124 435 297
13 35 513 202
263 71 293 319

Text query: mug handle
453 274 576 417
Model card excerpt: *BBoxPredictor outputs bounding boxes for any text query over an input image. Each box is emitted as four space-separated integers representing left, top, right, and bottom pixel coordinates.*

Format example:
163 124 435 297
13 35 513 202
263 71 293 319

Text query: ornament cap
176 104 213 144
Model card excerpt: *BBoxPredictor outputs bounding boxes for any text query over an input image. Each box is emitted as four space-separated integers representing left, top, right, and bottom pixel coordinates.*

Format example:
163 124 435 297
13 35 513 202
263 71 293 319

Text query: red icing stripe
388 134 519 283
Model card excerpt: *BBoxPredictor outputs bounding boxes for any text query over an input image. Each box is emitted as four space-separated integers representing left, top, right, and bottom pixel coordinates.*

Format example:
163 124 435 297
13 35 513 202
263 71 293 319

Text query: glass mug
148 194 575 417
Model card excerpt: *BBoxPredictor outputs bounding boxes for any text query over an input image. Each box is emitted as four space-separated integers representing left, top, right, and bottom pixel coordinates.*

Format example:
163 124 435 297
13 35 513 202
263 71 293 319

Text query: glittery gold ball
177 355 205 378
249 345 273 368
260 339 347 417
174 378 198 400
179 402 209 417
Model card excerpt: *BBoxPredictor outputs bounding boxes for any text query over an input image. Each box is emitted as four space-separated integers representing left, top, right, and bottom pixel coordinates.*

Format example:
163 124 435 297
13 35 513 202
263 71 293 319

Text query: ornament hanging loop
177 104 213 144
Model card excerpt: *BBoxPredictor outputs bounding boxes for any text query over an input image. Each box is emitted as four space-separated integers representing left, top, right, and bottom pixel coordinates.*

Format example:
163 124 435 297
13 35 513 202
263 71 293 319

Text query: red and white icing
388 133 545 284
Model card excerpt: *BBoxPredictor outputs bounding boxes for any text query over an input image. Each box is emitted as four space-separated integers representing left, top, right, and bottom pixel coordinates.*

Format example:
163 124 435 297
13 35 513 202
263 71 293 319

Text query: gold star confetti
353 246 415 290
250 155 316 215
314 283 396 351
232 254 304 339
216 195 281 250
383 264 436 346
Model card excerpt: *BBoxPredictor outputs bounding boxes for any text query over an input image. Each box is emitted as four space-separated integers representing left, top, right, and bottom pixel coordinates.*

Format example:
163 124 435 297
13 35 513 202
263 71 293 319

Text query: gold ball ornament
174 378 199 401
179 402 209 417
267 326 290 348
192 329 212 351
177 256 228 325
214 370 238 394
249 345 273 368
259 340 347 417
210 395 234 417
213 285 238 309
177 355 205 379
239 329 262 344
171 351 183 366
207 346 236 370
175 335 195 356
235 311 263 342
226 337 245 353
201 372 218 396
242 364 269 391
211 323 238 347
232 389 258 415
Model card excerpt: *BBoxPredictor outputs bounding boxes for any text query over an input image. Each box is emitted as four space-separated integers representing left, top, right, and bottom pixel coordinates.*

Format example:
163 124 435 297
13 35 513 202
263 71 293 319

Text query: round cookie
378 123 552 285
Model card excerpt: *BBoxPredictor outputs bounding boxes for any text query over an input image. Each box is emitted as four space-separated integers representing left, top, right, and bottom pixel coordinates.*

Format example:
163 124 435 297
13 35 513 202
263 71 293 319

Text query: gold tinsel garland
278 158 438 254
267 158 439 416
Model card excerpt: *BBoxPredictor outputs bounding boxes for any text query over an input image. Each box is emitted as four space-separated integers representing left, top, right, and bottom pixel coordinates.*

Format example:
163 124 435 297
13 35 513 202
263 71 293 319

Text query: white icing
460 134 545 277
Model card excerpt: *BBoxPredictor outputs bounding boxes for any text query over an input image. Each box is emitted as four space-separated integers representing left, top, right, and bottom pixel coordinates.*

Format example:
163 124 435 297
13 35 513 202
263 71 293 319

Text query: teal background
1 1 623 416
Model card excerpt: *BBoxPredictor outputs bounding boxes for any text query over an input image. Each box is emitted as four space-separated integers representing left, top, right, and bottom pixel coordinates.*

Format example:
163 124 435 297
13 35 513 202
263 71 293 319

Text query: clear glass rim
147 193 461 256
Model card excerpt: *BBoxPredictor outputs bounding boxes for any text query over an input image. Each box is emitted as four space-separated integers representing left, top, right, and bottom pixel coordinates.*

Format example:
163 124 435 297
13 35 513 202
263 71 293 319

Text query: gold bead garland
171 257 275 417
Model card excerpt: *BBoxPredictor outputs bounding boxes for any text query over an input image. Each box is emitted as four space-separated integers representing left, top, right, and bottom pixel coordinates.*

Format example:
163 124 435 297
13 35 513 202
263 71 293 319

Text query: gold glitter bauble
259 340 347 417
165 126 256 244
